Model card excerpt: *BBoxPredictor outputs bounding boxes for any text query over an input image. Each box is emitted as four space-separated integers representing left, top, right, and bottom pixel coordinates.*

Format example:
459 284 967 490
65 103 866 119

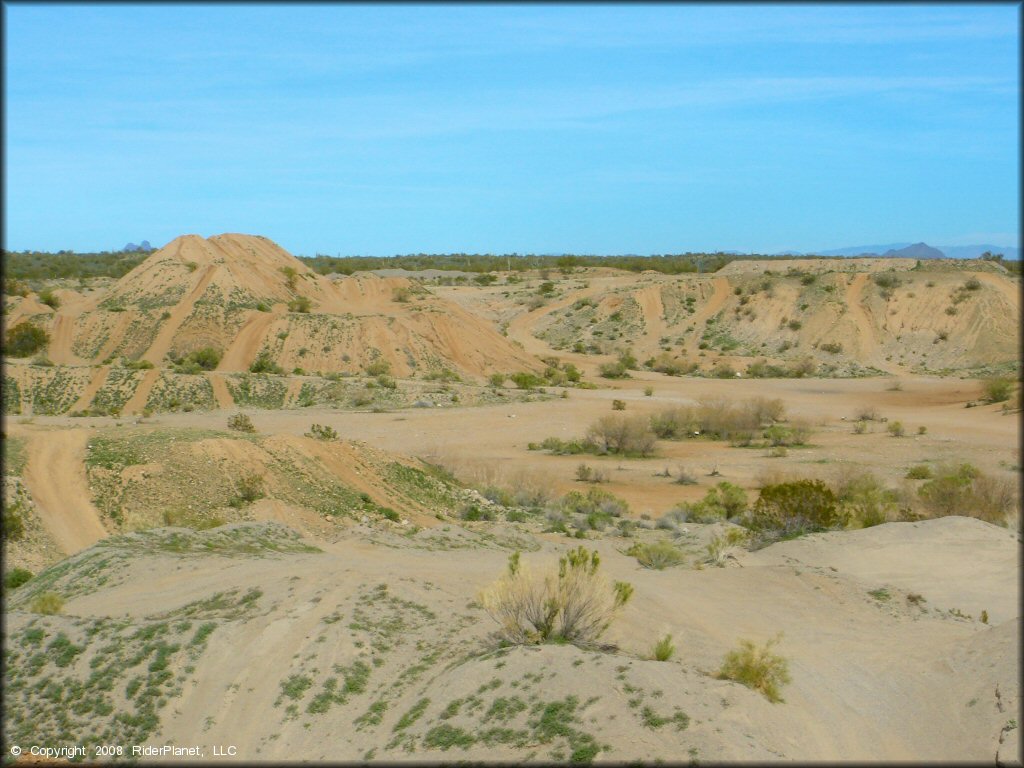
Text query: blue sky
3 3 1019 255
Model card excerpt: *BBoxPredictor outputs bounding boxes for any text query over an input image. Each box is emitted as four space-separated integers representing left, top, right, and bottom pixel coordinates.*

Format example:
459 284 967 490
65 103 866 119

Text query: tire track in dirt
844 273 903 375
140 264 218 365
122 368 160 415
48 313 86 365
217 310 282 371
634 283 668 343
23 429 107 555
69 366 112 413
505 283 607 358
208 373 235 409
684 276 731 354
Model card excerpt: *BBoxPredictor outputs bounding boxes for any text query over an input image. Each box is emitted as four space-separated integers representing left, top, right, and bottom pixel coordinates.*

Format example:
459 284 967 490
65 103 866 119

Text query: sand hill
3 515 1018 763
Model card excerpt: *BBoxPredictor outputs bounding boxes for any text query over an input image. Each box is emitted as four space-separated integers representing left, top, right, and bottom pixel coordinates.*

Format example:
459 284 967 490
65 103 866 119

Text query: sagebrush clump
717 635 791 702
480 548 633 648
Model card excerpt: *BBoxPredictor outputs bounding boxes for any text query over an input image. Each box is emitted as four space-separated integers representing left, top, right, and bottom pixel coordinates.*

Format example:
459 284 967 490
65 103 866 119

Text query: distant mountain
882 242 945 259
121 240 153 253
812 242 1019 260
937 244 1020 261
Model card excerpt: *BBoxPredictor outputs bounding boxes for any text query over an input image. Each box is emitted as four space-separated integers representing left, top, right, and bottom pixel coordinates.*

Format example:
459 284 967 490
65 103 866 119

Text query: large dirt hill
3 516 1018 763
7 233 538 378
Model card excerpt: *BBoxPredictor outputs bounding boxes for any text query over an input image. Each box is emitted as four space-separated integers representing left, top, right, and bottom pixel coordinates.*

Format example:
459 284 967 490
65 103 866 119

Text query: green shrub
30 592 64 615
819 341 842 354
249 351 284 374
744 480 845 540
905 465 932 480
234 472 265 504
611 399 626 411
887 421 905 438
679 482 748 522
598 360 629 379
365 359 391 376
479 548 633 648
510 371 544 389
3 504 26 541
124 358 154 370
227 413 256 433
716 635 790 703
918 463 1016 524
628 540 685 570
183 346 222 371
488 373 507 388
38 288 60 309
652 634 675 661
4 567 33 589
288 296 312 313
982 377 1014 403
5 322 49 357
306 423 338 441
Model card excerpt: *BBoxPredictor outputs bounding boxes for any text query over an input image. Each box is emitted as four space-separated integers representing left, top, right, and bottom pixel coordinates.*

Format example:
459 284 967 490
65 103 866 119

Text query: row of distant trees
1 248 1015 283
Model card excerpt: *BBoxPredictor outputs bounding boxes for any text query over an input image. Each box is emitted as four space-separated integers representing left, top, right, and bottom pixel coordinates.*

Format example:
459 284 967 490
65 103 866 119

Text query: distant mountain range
798 242 1020 260
121 240 154 253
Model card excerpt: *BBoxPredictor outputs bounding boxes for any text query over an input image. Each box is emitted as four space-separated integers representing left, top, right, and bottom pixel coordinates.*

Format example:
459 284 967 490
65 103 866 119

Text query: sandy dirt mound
4 518 1017 763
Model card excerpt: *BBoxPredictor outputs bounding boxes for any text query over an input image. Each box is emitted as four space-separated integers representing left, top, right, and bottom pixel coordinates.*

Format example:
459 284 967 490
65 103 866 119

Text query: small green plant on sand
652 634 675 661
716 634 790 703
29 592 64 615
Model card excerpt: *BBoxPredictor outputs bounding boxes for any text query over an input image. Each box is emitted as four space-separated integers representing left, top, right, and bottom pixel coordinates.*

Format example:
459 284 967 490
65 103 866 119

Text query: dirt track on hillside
22 430 106 555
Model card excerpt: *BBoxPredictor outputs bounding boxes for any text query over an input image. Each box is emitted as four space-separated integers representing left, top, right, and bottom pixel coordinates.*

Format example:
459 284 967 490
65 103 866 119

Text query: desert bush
676 482 748 523
365 359 391 376
905 464 932 480
982 376 1014 403
650 406 698 439
124 358 154 370
743 480 846 542
644 386 654 396
852 420 868 434
510 371 544 389
628 540 686 570
280 265 298 290
227 413 256 433
819 341 842 354
716 635 791 703
4 503 26 541
488 372 507 388
575 464 608 484
704 527 751 566
964 276 981 291
178 346 221 371
873 273 901 289
652 634 675 661
306 423 338 441
249 351 284 374
234 472 265 504
561 486 629 519
710 362 735 379
887 421 905 437
854 405 881 421
611 399 626 411
674 466 698 485
586 414 656 456
5 567 33 589
787 357 817 378
599 360 629 379
832 467 898 528
38 287 60 308
461 504 496 522
288 296 312 313
29 592 64 615
5 322 49 357
163 508 225 530
392 286 411 302
479 548 634 648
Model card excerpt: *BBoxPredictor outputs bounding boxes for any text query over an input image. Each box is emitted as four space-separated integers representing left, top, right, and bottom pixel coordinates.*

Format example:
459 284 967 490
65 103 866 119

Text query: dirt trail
122 368 160 415
217 310 281 371
844 273 902 375
69 366 111 412
634 284 667 342
22 430 107 555
974 272 1020 308
48 313 86 365
506 283 606 358
685 277 730 354
208 373 235 409
283 378 304 408
141 264 218 364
